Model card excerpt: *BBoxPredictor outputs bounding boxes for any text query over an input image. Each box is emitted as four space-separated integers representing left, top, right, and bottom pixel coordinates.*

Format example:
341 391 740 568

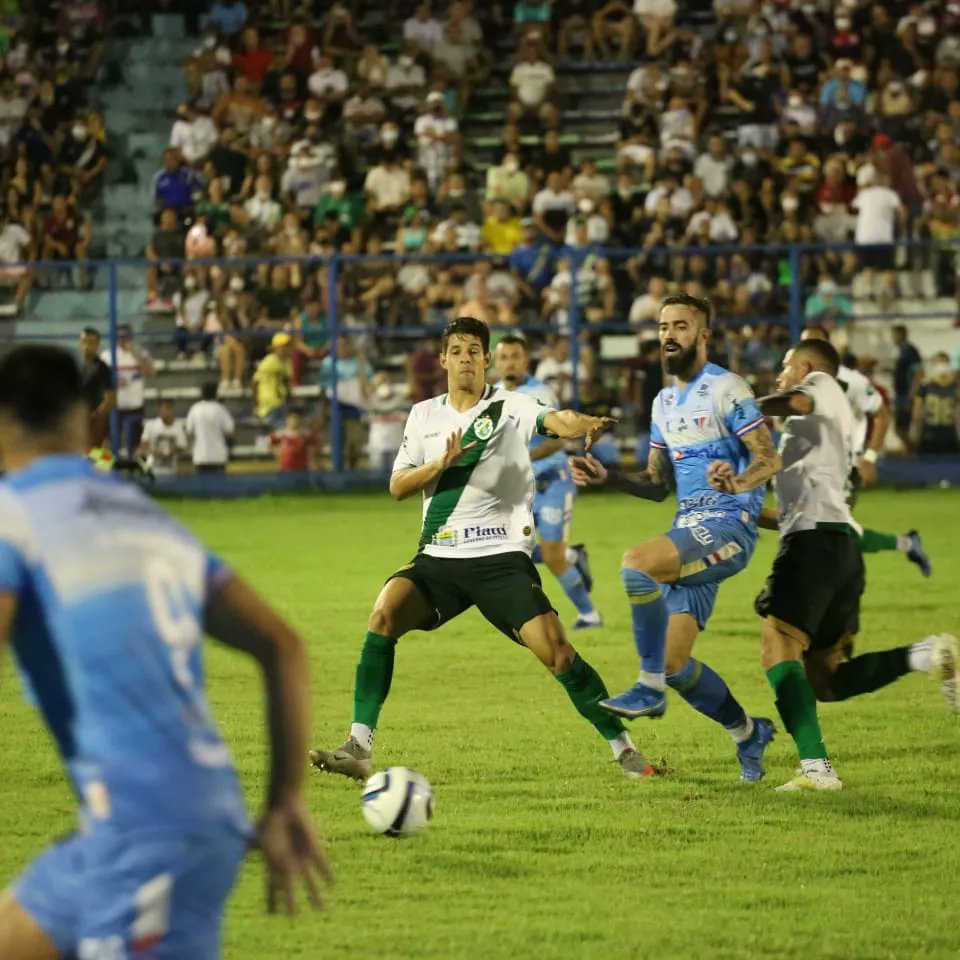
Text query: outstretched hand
440 429 477 470
584 416 617 450
256 797 334 916
570 453 609 487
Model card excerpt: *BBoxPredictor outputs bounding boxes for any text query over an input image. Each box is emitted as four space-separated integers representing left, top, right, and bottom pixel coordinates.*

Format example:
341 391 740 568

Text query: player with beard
571 294 783 781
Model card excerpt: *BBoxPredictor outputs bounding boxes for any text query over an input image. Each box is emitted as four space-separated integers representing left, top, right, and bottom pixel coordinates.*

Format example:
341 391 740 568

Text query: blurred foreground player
311 317 653 782
0 345 331 960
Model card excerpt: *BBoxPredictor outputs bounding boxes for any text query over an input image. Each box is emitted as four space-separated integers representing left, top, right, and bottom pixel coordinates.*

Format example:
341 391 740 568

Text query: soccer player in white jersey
311 317 653 781
748 338 957 792
801 325 930 576
493 335 602 629
571 294 783 781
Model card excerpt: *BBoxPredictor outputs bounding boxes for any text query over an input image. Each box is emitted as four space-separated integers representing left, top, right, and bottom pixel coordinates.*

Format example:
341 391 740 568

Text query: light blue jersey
651 362 767 528
515 375 568 479
0 455 248 833
649 363 767 629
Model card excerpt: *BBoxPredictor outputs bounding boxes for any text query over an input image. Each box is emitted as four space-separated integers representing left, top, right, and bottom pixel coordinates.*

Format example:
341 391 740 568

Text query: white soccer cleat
776 767 843 793
931 633 959 714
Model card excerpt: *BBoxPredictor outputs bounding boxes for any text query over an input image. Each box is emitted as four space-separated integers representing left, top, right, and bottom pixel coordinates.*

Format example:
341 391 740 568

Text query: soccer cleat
736 717 776 782
618 748 656 778
599 683 667 719
904 530 931 577
572 613 604 630
775 767 843 792
571 543 593 593
309 736 372 782
931 633 959 713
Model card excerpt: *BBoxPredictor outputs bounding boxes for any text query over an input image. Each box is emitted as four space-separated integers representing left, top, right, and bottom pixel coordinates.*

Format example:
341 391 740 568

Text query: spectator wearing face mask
484 152 530 217
244 174 282 232
169 102 218 166
366 372 410 474
384 43 427 114
59 114 106 201
174 271 214 361
364 153 411 221
728 60 781 150
413 91 460 193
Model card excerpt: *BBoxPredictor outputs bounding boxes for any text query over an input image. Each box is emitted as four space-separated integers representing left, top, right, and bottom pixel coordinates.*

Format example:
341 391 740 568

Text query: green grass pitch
2 489 959 959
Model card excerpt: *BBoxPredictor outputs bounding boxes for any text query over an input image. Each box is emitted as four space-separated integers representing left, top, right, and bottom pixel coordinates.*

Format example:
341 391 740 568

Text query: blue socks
531 544 543 564
667 658 752 741
621 567 668 682
556 566 595 616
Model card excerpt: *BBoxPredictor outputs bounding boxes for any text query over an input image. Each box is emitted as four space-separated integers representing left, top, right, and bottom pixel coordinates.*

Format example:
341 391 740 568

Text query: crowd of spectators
129 0 960 470
0 1 108 314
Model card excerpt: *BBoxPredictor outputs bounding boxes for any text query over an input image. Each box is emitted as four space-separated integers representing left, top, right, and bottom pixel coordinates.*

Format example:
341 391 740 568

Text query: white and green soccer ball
361 767 434 837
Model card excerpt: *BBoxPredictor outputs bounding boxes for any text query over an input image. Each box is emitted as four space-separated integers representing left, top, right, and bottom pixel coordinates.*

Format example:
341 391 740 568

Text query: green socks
766 661 829 761
859 528 899 553
353 631 396 728
556 655 626 741
830 647 910 701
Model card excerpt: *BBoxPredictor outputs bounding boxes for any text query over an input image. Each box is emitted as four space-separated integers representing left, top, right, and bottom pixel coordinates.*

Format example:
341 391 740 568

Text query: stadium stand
8 0 960 472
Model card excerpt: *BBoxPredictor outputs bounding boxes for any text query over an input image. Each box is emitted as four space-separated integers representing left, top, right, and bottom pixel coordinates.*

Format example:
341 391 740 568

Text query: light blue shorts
662 515 758 629
533 472 576 543
14 820 248 959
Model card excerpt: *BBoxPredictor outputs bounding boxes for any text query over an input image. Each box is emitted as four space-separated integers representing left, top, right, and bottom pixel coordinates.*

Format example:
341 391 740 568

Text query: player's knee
368 606 400 638
809 673 838 703
622 546 658 576
549 639 577 674
665 651 689 676
540 541 566 575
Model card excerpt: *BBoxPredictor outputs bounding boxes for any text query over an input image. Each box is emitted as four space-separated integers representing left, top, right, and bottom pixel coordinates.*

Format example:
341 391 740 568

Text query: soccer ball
361 767 434 837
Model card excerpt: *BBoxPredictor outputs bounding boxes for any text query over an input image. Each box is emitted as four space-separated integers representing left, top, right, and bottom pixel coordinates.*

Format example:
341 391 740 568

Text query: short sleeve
392 407 425 471
855 376 884 416
205 552 233 602
0 492 30 594
795 371 837 412
717 374 765 438
507 390 555 444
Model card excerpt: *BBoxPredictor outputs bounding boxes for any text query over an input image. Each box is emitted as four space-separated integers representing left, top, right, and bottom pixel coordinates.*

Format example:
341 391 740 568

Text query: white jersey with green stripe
393 385 557 558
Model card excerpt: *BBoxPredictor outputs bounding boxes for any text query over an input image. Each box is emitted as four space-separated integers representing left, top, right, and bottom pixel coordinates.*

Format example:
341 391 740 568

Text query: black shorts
859 244 894 271
388 551 556 642
754 528 865 651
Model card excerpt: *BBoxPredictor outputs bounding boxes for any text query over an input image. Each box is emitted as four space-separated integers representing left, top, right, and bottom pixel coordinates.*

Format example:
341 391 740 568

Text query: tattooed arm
708 424 782 494
570 447 674 502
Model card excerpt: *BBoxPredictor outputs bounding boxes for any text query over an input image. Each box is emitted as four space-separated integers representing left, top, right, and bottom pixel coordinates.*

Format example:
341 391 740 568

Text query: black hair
658 293 714 328
794 338 840 377
0 344 83 432
892 323 908 337
497 333 528 351
802 323 830 341
201 382 218 401
441 316 490 353
81 326 101 339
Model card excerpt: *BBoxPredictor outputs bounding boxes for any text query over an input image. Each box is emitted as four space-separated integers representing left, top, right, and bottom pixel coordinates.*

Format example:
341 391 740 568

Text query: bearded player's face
441 334 489 391
659 304 707 378
494 342 528 387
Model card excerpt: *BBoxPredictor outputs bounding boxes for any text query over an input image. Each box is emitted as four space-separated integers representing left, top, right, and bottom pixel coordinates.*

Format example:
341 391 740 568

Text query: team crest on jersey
473 415 494 440
692 410 709 429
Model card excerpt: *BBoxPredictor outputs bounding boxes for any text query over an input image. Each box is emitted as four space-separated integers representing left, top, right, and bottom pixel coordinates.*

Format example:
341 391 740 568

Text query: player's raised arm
204 572 333 915
570 450 673 502
540 409 616 449
756 391 814 418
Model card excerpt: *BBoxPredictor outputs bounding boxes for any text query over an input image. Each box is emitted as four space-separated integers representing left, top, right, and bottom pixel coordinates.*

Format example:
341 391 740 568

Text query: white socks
565 546 578 565
726 715 755 744
639 670 666 691
896 534 912 552
908 637 937 673
350 723 374 751
608 731 635 759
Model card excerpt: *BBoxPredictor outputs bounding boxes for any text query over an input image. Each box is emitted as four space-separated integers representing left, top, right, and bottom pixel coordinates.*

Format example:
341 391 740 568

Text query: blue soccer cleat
736 717 776 782
572 613 603 630
571 543 593 593
600 683 667 719
904 530 931 578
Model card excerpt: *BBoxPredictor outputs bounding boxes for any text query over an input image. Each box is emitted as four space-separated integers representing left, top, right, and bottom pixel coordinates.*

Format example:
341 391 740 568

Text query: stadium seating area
8 0 960 470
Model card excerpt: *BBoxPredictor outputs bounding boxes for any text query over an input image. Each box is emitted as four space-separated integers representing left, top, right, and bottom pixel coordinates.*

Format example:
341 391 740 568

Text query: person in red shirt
233 26 274 88
406 336 444 403
269 408 320 472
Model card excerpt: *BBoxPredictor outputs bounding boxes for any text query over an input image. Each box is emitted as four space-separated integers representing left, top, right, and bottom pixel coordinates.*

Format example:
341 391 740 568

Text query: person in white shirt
307 53 348 104
342 83 387 147
403 1 444 53
852 173 904 300
364 157 411 215
628 275 667 326
0 212 34 313
140 398 189 477
571 159 611 205
169 103 219 165
186 381 235 473
384 46 427 114
101 324 155 457
244 174 282 231
414 92 460 192
507 48 559 128
694 134 733 198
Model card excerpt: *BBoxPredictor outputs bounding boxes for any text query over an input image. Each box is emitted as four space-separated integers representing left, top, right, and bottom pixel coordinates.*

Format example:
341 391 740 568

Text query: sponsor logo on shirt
432 525 509 546
697 382 711 398
677 510 728 527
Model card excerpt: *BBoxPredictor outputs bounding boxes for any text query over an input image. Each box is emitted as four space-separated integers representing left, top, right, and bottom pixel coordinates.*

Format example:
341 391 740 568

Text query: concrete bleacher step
27 288 147 324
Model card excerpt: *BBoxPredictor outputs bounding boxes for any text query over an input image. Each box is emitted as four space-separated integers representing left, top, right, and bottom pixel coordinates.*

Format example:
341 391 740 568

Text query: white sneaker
776 766 843 793
931 633 959 713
